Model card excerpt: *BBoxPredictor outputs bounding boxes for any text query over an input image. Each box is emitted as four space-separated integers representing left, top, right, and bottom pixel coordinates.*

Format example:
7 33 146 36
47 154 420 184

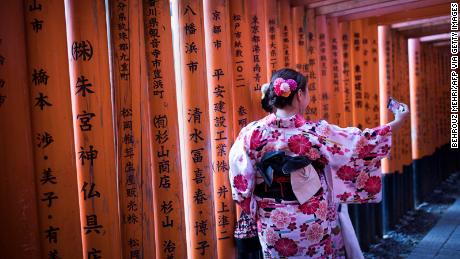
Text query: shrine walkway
407 197 460 258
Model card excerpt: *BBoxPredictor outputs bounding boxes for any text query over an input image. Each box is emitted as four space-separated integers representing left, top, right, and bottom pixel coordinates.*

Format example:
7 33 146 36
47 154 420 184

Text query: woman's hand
387 102 410 132
394 103 410 122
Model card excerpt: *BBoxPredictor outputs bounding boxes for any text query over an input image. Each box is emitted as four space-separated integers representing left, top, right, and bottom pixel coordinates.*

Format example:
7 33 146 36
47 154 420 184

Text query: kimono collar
266 113 307 128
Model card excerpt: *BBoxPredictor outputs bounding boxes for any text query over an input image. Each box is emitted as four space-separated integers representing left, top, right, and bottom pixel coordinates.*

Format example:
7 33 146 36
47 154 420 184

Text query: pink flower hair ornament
273 77 297 97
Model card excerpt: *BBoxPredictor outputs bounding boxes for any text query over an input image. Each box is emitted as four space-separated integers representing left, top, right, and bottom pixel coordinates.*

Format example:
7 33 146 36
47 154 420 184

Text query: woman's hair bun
260 68 307 113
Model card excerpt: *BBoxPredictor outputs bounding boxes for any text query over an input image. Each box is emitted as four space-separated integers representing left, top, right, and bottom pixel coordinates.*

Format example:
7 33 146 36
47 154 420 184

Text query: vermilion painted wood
339 21 354 127
305 8 321 122
0 0 41 257
229 0 255 136
249 0 269 119
408 38 423 160
378 25 394 174
203 1 236 258
142 0 188 258
64 0 122 257
327 16 343 126
109 0 160 257
349 19 365 129
176 0 218 258
265 0 282 77
280 2 293 68
24 0 84 257
292 6 310 118
317 15 336 123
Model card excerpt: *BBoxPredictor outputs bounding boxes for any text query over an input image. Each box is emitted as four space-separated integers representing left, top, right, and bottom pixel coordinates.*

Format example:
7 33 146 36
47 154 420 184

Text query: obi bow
255 151 321 204
255 151 312 186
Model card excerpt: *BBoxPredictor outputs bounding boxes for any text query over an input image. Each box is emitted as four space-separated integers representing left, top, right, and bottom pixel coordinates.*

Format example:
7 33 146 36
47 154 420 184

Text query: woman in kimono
229 68 409 258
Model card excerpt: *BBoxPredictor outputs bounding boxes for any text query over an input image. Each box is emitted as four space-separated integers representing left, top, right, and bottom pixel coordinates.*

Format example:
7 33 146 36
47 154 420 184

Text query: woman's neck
275 106 298 118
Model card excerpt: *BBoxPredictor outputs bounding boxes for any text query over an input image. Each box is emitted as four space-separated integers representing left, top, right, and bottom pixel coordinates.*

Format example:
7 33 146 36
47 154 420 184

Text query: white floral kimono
229 113 392 258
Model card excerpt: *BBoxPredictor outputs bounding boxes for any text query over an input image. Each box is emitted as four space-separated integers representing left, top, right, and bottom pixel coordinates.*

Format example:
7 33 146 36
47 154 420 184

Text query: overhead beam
396 23 451 38
308 0 350 9
419 33 451 42
432 41 450 47
391 15 450 30
290 0 325 6
339 1 451 23
316 0 397 16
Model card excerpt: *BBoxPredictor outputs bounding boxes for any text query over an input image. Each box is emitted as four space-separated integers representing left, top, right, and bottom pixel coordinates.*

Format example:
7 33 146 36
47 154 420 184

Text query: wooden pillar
305 8 320 122
0 0 41 257
265 0 281 76
203 1 236 258
378 25 393 174
316 15 332 122
175 0 218 258
24 0 84 257
422 43 428 156
408 38 422 160
327 17 342 126
229 0 254 136
64 0 122 258
392 31 407 173
350 19 365 130
340 21 353 127
280 1 293 68
249 0 268 119
292 6 309 112
361 18 380 129
395 32 412 168
143 1 188 258
110 0 163 257
360 19 371 129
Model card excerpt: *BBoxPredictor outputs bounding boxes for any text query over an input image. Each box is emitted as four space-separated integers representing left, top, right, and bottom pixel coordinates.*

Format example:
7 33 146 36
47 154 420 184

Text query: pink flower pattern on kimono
299 196 320 215
288 134 312 155
306 222 324 243
327 144 344 155
265 228 280 246
336 165 358 181
270 209 291 229
307 147 321 160
364 176 382 196
233 175 248 192
229 113 393 258
356 172 370 189
315 201 328 221
274 238 299 257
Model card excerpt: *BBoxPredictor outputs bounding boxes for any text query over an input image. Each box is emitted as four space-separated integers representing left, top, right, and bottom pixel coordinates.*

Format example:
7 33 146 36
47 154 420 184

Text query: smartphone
387 96 406 114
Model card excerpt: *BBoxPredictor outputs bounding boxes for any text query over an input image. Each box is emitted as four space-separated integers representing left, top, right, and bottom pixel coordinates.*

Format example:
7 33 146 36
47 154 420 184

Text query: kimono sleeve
315 120 393 204
229 126 258 218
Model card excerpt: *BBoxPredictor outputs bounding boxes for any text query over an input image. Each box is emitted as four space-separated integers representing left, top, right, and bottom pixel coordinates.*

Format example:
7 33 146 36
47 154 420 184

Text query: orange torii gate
378 25 394 174
280 3 293 68
229 0 254 136
316 15 333 122
339 20 354 127
0 1 42 257
305 8 321 122
175 0 218 258
203 0 236 258
143 0 188 258
349 19 365 130
249 0 268 119
24 0 83 257
265 0 282 78
65 0 122 257
292 5 308 100
327 16 345 126
409 39 425 162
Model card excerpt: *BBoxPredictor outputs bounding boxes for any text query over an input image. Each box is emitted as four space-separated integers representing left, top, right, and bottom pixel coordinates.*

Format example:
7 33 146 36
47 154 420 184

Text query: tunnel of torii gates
0 0 459 258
